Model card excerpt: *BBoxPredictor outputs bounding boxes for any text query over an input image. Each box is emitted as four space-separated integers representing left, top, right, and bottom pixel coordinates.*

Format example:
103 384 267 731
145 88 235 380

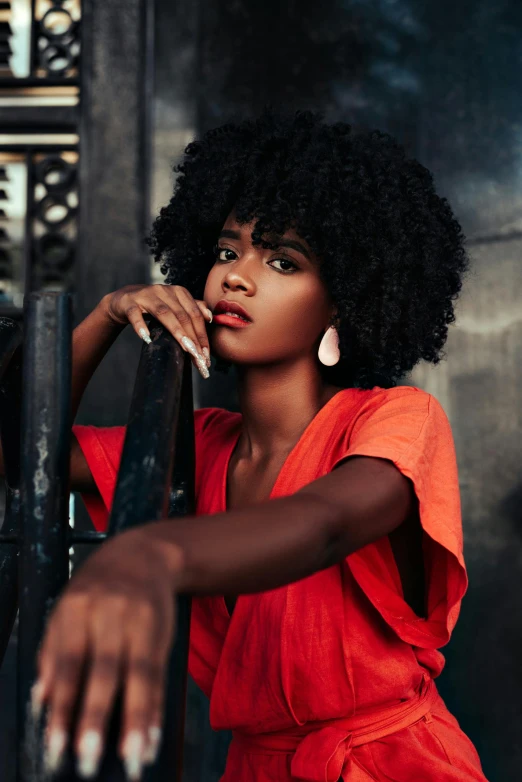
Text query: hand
33 528 182 780
102 284 213 379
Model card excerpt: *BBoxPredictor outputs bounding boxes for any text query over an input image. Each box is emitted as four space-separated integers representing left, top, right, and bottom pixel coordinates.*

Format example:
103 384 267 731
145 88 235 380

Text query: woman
33 111 487 781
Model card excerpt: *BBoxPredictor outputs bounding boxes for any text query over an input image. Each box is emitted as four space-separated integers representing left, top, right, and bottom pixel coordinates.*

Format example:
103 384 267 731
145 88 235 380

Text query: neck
234 359 341 460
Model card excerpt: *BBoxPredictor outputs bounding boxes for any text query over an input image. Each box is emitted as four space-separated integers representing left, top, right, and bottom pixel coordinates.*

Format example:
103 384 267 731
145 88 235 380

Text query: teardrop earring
318 326 340 366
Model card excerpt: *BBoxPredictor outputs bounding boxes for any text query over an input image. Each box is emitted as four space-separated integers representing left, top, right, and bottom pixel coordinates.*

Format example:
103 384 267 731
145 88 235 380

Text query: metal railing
0 291 194 781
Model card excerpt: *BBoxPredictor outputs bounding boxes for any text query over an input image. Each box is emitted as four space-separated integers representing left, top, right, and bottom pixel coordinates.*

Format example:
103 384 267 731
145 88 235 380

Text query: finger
142 675 166 766
161 286 207 358
195 300 213 367
195 299 213 324
122 301 154 345
33 624 59 719
73 598 126 779
119 603 173 781
147 293 209 378
43 602 89 775
175 287 211 358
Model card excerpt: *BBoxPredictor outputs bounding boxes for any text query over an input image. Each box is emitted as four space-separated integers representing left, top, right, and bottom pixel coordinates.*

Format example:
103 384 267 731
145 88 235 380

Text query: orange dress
74 386 487 781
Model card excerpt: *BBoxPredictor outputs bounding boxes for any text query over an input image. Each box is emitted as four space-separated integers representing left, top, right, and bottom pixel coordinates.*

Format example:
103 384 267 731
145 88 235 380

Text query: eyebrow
218 229 311 260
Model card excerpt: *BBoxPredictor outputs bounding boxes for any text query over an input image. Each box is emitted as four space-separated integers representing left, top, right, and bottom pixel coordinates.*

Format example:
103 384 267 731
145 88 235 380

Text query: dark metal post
0 319 23 663
52 320 195 782
18 293 72 781
0 308 194 781
102 321 195 782
160 355 195 782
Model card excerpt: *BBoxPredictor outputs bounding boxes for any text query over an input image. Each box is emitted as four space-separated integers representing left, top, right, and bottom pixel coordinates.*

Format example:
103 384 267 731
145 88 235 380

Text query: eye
215 246 237 262
268 258 298 274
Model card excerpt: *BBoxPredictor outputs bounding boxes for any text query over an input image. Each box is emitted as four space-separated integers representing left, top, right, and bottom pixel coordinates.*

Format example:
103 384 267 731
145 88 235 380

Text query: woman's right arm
0 284 213 494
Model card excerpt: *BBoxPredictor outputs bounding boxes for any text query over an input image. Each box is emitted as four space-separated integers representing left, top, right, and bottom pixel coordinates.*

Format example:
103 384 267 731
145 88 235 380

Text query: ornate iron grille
0 0 80 318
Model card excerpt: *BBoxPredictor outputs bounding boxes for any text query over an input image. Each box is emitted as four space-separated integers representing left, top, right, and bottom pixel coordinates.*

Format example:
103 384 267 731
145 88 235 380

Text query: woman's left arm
161 454 414 596
36 454 413 778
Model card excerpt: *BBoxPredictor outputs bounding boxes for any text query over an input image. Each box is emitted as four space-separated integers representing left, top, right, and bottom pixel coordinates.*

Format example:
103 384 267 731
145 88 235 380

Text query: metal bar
159 355 195 781
53 320 194 782
0 105 79 132
0 78 80 88
69 531 108 544
22 149 33 297
0 530 109 545
75 0 153 426
107 325 185 536
29 0 37 79
18 293 72 782
0 317 23 665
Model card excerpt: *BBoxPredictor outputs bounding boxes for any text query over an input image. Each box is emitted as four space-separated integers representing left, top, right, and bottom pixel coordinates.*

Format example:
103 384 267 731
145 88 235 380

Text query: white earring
318 326 340 366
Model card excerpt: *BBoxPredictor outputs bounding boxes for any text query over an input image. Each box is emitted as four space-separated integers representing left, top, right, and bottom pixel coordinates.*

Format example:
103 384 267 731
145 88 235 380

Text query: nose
222 257 256 295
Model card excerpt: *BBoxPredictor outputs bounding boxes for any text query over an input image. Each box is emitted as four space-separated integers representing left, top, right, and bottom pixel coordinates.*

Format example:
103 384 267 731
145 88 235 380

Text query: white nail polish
30 680 44 720
143 726 162 765
206 308 213 323
202 347 211 367
138 328 152 345
196 356 210 379
122 730 145 781
181 337 209 378
77 730 102 779
44 728 67 774
181 336 197 356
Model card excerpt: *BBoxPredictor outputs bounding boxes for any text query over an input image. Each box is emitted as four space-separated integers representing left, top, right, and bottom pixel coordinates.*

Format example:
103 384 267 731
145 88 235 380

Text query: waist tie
232 674 438 782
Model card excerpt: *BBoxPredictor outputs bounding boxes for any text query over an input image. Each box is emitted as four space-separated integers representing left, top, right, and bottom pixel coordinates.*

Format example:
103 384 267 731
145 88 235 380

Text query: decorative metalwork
0 154 26 308
0 149 78 306
32 150 77 289
36 1 80 80
0 0 81 315
2 0 80 82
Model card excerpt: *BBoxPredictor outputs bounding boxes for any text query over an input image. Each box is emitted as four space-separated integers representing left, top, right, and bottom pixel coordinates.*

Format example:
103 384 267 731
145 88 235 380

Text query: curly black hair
146 110 468 389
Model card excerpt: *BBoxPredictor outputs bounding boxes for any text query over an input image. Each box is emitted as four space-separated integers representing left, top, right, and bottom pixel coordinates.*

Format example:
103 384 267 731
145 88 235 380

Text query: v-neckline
219 389 348 619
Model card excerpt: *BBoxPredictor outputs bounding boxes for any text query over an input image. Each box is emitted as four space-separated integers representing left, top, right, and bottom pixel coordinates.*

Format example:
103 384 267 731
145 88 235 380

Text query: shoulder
328 385 453 465
348 385 448 431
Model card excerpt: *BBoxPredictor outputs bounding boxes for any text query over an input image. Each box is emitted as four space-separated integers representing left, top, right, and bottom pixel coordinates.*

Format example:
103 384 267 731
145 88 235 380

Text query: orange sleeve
73 409 215 532
334 390 468 649
72 425 126 532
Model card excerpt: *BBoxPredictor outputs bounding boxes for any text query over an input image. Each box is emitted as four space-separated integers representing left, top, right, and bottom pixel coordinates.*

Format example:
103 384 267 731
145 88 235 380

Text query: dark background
154 2 522 779
2 1 521 780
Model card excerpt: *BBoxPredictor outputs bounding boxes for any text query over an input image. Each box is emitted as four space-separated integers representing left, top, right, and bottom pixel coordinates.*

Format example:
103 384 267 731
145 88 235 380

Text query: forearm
146 455 414 598
71 294 126 421
148 493 340 597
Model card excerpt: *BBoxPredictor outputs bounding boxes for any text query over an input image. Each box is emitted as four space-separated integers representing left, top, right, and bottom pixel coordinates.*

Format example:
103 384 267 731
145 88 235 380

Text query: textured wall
151 1 522 780
1 2 518 780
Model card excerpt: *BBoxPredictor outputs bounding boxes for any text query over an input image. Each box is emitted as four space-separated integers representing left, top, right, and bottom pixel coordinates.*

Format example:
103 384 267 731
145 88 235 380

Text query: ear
329 305 339 328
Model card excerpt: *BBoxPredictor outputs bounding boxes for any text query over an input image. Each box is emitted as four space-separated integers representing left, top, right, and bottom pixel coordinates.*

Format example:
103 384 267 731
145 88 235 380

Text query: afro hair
146 110 468 389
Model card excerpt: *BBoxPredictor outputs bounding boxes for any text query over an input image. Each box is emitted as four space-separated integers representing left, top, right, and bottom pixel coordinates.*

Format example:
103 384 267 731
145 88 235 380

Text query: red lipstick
213 300 252 328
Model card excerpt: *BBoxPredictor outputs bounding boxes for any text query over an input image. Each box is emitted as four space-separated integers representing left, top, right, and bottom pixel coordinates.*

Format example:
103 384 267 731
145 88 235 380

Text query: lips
213 300 252 322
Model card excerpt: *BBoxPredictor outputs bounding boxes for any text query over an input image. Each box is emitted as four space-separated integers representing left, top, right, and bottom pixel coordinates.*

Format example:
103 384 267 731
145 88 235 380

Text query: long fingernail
138 328 152 345
202 347 211 367
77 730 102 779
31 680 45 720
143 726 162 765
196 357 210 379
44 728 67 775
180 336 199 358
181 337 210 379
122 730 145 781
206 308 213 323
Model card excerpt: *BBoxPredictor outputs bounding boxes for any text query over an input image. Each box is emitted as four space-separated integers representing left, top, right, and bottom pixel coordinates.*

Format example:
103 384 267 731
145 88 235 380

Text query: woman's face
203 213 334 367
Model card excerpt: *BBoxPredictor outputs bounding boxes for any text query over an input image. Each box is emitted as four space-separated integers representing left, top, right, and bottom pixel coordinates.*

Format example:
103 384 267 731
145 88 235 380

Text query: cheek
269 284 329 338
203 267 218 302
